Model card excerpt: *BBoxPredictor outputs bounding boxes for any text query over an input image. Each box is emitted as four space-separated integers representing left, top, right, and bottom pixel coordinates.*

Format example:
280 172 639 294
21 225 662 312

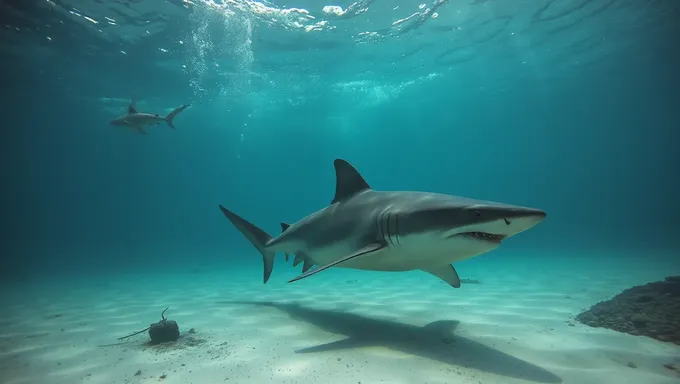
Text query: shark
219 159 546 288
110 101 190 135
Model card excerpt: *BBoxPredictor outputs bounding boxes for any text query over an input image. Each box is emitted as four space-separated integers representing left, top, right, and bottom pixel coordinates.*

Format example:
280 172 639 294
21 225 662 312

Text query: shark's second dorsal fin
331 159 371 204
128 102 138 114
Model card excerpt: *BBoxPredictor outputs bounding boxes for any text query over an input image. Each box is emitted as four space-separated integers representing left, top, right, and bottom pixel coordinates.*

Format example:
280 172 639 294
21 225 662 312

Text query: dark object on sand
118 307 179 344
575 276 680 345
148 312 180 344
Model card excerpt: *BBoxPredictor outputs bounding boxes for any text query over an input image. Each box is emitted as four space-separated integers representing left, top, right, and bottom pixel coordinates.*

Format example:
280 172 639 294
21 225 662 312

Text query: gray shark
219 159 546 288
110 102 190 134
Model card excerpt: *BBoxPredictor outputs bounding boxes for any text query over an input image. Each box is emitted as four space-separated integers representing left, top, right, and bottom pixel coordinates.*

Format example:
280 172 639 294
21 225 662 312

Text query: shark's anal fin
422 264 461 288
288 243 384 283
330 159 371 204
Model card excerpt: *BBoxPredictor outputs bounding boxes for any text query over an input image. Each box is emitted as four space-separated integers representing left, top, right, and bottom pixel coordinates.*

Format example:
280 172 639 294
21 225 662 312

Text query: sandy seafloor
2 250 679 384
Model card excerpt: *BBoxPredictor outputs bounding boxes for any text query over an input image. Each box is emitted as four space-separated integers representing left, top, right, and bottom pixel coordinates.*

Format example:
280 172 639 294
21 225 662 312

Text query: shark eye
475 210 482 217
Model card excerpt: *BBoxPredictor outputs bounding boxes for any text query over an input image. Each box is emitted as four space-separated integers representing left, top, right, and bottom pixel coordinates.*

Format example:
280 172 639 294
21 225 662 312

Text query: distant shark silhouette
110 101 190 135
223 301 562 383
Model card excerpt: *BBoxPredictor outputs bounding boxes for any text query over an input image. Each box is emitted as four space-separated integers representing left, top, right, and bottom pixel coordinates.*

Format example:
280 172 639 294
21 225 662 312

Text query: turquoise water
2 1 679 383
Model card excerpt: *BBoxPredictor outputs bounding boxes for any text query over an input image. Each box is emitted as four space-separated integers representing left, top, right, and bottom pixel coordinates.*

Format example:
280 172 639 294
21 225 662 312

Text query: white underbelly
307 243 454 272
305 234 497 272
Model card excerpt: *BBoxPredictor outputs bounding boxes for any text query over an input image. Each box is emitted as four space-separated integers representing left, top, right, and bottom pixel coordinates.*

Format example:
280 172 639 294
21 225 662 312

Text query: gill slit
395 213 400 246
386 212 395 247
378 211 401 248
379 211 391 247
384 212 392 247
387 212 401 248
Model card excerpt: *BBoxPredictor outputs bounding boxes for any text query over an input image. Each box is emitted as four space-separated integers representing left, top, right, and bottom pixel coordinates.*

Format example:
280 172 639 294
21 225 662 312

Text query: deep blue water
2 0 679 282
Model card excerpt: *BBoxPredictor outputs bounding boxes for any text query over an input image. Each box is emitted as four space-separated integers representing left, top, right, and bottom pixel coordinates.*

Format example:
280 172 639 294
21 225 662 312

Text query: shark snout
510 207 546 222
500 207 546 236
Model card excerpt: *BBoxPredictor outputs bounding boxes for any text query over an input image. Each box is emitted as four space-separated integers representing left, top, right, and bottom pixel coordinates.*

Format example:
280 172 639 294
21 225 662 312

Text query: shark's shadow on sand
221 301 562 383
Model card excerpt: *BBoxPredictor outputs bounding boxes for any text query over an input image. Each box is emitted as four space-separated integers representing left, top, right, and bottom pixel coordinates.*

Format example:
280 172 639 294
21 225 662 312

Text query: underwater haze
2 1 680 384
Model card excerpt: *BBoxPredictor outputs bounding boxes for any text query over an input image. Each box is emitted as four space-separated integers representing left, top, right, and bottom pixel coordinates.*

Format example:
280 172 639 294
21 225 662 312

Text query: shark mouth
461 232 506 243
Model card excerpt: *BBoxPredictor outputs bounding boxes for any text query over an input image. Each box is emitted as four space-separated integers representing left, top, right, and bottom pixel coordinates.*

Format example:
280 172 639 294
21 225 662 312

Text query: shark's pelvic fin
288 243 385 283
302 259 314 273
331 159 372 204
293 251 311 267
218 205 276 284
422 264 461 288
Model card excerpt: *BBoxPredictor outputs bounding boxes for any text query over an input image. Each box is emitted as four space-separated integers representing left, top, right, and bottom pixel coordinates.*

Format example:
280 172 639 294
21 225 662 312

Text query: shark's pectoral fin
288 243 385 283
302 259 314 273
135 126 147 135
422 264 461 288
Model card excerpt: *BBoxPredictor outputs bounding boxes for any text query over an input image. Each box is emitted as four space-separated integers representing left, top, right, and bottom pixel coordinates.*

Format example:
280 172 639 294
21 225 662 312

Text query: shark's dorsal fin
128 102 138 114
331 159 371 204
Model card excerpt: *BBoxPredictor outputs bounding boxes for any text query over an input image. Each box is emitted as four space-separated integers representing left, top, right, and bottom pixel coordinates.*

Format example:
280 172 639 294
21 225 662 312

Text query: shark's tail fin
165 104 190 129
219 205 276 284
